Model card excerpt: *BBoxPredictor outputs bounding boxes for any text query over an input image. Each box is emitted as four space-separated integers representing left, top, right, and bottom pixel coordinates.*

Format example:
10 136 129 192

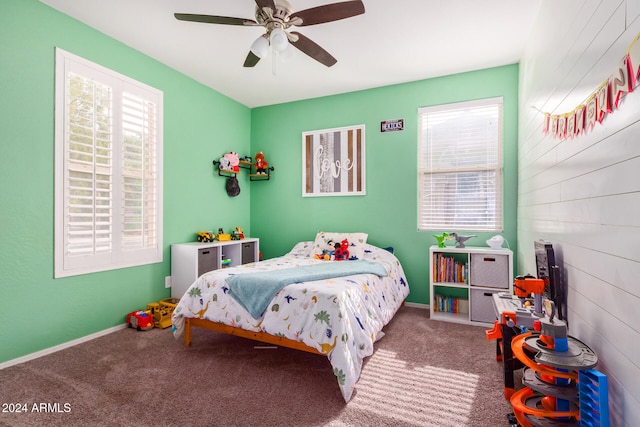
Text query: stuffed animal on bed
314 250 332 261
334 239 350 261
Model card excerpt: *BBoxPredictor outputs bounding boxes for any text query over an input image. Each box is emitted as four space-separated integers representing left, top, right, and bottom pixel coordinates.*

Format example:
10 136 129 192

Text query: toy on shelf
449 232 476 248
216 227 232 241
217 152 240 172
225 152 240 172
197 231 214 242
250 152 274 180
232 226 245 240
433 232 451 248
221 259 232 268
254 152 268 174
126 310 154 331
212 153 272 181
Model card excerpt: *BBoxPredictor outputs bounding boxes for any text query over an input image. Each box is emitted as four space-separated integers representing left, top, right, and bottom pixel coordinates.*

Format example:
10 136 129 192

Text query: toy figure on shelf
433 232 451 248
216 227 232 241
224 152 240 172
254 152 269 174
197 231 214 242
232 227 245 240
450 232 476 248
218 155 232 171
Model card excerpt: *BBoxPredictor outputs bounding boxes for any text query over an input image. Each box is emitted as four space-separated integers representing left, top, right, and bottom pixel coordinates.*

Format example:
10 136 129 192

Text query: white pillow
309 232 368 260
287 241 313 258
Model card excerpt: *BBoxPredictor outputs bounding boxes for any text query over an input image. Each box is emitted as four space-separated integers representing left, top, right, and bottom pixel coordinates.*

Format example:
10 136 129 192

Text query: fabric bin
469 253 509 289
470 288 500 323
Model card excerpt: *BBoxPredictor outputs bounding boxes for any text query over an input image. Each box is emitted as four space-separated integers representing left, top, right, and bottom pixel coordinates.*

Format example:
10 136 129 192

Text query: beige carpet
0 306 513 426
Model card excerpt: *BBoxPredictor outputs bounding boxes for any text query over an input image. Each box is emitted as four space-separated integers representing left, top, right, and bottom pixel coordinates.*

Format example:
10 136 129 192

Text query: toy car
126 310 155 331
197 231 214 242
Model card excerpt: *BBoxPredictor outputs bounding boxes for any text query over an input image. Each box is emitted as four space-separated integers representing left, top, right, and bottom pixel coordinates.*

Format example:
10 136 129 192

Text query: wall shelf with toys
212 152 274 181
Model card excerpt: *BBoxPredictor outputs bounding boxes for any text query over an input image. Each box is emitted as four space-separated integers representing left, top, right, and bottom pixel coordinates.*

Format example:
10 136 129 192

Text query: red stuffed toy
254 152 269 174
334 239 350 261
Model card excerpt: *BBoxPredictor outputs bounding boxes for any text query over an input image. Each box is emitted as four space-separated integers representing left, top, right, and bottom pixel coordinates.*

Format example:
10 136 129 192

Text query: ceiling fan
174 0 365 68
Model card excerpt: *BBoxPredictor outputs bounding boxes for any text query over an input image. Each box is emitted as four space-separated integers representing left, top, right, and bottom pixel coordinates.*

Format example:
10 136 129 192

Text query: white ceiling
40 0 541 108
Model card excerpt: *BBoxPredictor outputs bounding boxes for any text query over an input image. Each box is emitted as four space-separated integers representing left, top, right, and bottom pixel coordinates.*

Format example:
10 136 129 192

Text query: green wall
0 0 251 363
250 65 519 305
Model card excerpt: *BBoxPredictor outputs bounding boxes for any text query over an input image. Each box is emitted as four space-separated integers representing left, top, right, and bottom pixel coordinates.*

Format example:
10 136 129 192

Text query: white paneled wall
518 1 640 425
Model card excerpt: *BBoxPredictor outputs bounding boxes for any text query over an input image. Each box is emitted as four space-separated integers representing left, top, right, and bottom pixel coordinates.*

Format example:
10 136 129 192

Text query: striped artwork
302 125 366 196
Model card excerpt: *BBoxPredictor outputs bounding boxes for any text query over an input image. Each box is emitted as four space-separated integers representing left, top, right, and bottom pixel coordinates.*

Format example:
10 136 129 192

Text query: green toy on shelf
433 232 451 248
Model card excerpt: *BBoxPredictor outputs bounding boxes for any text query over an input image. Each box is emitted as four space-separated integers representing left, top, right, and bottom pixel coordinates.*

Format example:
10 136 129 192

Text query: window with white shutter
418 97 503 232
55 48 163 278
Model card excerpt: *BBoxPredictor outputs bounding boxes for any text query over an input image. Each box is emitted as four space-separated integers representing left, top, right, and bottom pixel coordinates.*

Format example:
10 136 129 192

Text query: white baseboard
0 323 127 370
404 301 429 310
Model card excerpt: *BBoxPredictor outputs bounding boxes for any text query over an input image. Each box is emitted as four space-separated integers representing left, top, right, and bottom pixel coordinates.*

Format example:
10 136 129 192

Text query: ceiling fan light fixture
269 27 289 52
250 34 270 58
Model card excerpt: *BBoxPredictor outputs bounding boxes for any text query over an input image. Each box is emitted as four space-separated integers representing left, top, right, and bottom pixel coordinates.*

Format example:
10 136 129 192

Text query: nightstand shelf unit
429 245 513 326
171 238 259 300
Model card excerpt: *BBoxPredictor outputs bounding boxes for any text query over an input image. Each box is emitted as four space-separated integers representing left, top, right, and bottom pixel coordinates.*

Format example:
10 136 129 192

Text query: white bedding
171 242 409 401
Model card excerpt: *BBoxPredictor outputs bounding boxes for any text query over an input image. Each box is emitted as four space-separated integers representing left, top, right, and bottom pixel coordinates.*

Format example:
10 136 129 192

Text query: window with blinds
418 97 503 232
55 48 163 278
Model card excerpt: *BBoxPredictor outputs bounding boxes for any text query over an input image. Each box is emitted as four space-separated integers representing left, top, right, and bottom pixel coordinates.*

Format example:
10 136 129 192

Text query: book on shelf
433 295 469 314
432 253 468 283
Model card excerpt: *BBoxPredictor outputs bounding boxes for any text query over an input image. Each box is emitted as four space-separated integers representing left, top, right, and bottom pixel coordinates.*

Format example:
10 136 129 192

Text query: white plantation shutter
66 73 113 261
55 49 163 277
121 92 158 251
418 97 503 231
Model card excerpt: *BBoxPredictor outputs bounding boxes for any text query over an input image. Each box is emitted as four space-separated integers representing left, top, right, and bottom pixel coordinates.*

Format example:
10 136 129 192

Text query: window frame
54 48 163 278
417 97 504 232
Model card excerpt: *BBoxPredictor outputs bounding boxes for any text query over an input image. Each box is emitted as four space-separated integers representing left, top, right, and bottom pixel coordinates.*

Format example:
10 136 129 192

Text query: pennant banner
542 32 640 138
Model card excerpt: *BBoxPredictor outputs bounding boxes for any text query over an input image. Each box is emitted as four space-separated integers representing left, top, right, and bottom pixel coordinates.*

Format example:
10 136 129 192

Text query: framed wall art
302 124 366 197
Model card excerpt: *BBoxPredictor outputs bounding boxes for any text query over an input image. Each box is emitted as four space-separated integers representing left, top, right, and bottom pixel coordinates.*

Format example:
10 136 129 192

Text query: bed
171 234 409 402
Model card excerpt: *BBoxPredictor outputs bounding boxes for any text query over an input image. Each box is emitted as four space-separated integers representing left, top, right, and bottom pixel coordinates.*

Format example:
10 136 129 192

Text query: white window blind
55 48 163 278
418 97 503 232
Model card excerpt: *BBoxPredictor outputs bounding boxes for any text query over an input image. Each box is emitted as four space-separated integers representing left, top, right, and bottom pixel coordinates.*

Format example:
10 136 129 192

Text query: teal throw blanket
226 260 388 318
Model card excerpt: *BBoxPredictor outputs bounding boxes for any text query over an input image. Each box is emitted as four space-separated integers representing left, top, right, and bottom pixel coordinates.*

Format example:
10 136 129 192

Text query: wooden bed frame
183 317 323 355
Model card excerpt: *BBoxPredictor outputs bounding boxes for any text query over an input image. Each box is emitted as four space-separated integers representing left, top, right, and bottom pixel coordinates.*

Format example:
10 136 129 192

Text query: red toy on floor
126 310 154 331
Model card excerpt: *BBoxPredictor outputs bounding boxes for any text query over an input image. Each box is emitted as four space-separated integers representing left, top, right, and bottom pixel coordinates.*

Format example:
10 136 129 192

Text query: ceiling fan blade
289 31 337 67
174 13 257 26
289 1 365 26
255 0 276 12
243 51 261 68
